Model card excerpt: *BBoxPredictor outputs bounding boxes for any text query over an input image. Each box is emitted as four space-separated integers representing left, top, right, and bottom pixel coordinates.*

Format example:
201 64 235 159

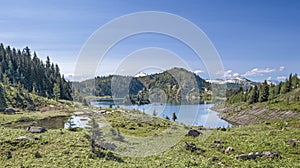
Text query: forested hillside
214 74 300 125
138 68 210 103
0 43 72 110
226 74 300 106
73 68 211 104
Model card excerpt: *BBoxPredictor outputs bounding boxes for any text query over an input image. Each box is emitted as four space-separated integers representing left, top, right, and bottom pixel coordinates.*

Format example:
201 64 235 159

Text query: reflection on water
35 116 68 129
91 101 231 128
64 116 106 129
64 116 91 128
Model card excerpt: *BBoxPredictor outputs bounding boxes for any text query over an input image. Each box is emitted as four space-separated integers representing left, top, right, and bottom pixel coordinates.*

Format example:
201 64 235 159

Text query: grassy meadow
0 108 299 167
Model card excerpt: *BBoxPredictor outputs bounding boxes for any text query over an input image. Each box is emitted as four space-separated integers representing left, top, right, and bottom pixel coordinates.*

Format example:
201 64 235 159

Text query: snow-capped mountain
206 76 253 85
135 71 147 77
206 76 258 90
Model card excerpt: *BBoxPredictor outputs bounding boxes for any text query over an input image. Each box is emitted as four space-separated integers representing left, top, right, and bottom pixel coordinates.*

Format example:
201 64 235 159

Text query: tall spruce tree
259 80 269 102
0 84 7 111
248 85 259 104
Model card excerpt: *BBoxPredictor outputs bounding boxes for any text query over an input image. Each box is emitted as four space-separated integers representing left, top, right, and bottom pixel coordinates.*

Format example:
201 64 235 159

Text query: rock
255 152 263 157
236 154 250 160
186 129 202 137
27 105 36 111
99 110 106 114
247 152 262 159
15 136 33 141
96 142 116 150
217 162 225 167
236 151 281 160
4 108 16 114
80 118 88 121
214 140 224 144
26 126 47 133
224 146 234 154
288 139 300 147
74 111 84 115
264 122 271 125
211 156 218 161
210 144 223 149
262 151 281 158
184 142 205 152
218 127 227 131
197 126 206 130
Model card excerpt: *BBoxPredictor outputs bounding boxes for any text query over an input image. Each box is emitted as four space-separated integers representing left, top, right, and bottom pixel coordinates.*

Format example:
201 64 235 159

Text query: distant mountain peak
207 76 251 84
135 71 147 77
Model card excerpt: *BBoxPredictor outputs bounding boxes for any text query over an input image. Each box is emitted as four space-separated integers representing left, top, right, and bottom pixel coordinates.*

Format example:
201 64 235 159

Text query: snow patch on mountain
206 76 253 85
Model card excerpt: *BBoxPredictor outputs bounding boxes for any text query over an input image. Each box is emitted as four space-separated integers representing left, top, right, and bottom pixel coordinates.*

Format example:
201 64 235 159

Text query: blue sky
0 0 300 81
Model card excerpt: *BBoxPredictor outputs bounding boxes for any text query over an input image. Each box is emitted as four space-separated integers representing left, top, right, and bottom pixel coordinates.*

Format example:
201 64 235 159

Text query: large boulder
26 126 47 133
186 129 202 137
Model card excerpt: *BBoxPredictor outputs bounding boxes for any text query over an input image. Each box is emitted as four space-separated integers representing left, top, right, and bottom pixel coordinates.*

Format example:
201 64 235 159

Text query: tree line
0 43 72 101
226 74 300 104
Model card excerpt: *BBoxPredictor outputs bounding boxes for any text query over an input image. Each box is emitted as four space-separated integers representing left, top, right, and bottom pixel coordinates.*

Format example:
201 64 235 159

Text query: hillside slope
0 82 62 111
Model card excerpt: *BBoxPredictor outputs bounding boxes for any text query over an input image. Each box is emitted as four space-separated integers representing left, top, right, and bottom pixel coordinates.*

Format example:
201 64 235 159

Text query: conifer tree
259 80 269 102
0 43 72 101
248 85 259 104
172 112 177 122
0 84 7 111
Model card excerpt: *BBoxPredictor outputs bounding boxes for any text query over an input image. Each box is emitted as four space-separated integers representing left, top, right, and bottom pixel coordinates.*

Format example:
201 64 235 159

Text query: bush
5 150 12 159
34 151 42 158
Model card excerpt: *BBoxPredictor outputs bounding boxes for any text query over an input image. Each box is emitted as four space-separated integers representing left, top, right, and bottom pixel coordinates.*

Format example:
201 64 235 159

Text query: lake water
91 101 231 128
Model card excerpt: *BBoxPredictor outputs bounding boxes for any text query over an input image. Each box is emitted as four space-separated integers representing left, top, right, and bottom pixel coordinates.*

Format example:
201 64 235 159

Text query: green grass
103 109 173 137
0 111 70 125
0 110 300 167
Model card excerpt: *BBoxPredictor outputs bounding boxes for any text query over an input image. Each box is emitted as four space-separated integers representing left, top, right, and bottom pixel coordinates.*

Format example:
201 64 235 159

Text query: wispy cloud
217 70 240 78
243 68 276 77
194 69 204 75
225 70 239 78
279 66 285 71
